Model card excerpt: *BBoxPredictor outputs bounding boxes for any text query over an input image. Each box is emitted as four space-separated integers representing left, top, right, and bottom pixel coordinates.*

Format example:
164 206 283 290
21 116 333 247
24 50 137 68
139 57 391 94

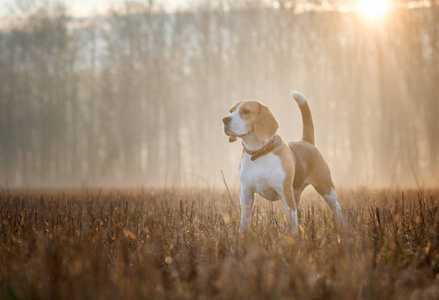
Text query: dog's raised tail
292 91 315 145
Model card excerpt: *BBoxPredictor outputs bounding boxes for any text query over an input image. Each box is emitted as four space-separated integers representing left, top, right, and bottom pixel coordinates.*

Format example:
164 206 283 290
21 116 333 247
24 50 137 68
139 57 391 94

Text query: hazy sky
0 0 189 16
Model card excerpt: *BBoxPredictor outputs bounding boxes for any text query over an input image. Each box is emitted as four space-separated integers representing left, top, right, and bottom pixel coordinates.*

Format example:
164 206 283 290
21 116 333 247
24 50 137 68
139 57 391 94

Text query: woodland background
0 0 438 188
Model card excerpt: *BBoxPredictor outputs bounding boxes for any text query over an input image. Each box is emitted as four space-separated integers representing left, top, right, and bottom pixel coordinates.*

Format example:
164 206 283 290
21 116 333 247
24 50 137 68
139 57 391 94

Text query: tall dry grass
1 188 439 299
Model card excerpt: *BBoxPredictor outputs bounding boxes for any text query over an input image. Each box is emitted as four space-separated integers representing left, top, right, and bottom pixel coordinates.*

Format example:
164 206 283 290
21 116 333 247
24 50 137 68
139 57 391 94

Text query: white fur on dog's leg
290 210 298 234
239 212 252 233
281 195 298 235
239 189 254 233
323 188 344 225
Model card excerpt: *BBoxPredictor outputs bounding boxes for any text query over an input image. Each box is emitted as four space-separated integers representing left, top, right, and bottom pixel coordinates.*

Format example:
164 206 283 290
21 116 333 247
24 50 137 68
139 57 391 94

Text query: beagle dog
223 91 343 234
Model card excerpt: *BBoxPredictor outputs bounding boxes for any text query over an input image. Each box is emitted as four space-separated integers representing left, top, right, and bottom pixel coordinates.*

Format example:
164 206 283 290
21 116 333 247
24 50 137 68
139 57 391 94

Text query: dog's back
289 141 333 192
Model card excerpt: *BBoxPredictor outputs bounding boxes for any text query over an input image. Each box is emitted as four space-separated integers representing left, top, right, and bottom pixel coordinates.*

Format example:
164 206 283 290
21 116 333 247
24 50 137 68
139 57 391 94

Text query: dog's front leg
239 188 254 233
281 186 298 235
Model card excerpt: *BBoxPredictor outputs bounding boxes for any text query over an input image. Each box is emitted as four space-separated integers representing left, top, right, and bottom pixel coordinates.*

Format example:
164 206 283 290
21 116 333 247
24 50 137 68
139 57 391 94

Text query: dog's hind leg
321 187 344 225
294 184 308 227
312 181 344 226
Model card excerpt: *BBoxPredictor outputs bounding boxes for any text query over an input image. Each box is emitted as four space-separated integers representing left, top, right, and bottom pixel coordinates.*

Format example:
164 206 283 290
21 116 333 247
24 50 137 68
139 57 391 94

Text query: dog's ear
254 104 279 141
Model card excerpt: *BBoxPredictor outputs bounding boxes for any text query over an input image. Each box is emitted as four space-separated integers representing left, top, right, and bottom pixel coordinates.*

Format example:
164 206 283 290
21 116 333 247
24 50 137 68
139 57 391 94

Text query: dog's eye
242 109 250 115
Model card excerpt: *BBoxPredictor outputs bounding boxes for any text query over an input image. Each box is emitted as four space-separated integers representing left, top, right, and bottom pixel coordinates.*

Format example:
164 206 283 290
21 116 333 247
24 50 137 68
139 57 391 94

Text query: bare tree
1 0 438 187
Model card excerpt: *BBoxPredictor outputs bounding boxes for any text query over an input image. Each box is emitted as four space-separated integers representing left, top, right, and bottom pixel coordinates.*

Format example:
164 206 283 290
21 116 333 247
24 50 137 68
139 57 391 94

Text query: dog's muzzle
223 117 231 125
223 117 232 135
223 117 238 142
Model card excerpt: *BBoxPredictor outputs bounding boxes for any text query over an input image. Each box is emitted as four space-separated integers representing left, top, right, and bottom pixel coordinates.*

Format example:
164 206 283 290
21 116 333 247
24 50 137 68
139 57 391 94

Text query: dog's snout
223 117 231 125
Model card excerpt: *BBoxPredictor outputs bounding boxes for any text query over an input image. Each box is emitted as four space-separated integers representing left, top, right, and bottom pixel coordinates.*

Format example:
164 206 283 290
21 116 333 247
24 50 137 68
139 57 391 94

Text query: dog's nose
223 117 231 125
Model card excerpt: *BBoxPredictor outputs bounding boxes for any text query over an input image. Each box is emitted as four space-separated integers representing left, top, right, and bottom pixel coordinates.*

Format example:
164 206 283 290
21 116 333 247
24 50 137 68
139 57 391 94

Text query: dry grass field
1 187 439 299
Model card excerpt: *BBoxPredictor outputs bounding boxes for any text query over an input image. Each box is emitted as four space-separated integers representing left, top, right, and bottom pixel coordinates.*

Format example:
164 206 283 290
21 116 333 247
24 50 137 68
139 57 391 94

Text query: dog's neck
241 132 275 152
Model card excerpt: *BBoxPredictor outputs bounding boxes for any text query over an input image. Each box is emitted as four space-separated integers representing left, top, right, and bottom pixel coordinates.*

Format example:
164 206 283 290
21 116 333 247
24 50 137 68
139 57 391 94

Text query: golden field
1 188 439 299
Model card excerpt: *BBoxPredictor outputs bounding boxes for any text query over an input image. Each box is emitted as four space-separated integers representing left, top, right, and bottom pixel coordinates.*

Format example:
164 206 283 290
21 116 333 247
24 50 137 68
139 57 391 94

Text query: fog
1 0 438 189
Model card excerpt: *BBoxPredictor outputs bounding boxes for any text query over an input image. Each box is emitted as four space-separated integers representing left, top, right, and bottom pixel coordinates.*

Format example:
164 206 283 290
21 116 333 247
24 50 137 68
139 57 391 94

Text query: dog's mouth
224 127 238 143
228 136 237 143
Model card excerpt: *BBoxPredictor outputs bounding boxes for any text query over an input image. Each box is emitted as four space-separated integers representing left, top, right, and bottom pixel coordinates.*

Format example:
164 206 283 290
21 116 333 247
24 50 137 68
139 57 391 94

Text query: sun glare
357 0 389 20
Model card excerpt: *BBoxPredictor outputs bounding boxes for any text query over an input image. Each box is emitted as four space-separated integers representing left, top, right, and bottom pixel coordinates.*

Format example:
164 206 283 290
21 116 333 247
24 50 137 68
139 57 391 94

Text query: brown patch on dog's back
289 141 334 195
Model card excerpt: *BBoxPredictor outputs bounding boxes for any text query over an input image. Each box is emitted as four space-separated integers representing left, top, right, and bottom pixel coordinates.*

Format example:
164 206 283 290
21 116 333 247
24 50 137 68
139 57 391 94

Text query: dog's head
223 100 279 143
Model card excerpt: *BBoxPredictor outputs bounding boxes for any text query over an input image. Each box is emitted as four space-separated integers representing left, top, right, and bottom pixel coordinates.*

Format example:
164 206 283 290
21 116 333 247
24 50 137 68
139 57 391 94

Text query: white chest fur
239 152 286 200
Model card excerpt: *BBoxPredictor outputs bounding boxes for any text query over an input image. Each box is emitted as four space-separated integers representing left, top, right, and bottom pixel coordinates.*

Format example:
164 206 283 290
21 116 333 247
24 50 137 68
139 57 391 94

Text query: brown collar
243 135 280 161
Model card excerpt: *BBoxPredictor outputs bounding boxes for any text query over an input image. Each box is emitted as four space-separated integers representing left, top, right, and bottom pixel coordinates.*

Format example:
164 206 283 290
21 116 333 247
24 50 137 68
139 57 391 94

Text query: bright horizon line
0 0 436 19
